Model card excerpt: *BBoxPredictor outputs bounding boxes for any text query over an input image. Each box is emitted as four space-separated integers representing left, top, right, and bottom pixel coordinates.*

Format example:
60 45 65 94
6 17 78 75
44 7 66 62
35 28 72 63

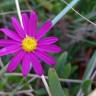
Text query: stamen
22 36 37 52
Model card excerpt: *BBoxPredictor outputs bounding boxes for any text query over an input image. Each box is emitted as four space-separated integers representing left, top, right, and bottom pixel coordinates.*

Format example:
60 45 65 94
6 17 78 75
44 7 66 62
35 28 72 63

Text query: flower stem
15 0 24 28
52 0 79 26
5 73 82 83
41 75 52 96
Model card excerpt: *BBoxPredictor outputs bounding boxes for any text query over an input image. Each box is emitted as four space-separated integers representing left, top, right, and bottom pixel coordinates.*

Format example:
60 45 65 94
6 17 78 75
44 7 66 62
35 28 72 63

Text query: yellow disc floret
22 36 37 52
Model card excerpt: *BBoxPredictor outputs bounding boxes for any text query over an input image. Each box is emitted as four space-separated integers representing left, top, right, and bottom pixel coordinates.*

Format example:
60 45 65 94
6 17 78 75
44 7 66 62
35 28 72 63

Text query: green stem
52 0 79 26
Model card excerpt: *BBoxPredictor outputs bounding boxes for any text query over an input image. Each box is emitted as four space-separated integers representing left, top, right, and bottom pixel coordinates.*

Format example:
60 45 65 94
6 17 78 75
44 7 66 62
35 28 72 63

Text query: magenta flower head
0 11 61 77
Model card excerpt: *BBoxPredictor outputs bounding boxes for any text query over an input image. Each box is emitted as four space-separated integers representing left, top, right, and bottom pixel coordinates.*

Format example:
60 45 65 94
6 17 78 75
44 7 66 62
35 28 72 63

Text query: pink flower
0 11 61 77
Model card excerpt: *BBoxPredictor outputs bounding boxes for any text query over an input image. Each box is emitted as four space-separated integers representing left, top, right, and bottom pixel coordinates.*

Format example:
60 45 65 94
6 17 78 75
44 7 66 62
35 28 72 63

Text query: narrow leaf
83 51 96 80
77 51 96 95
48 68 66 96
56 52 68 77
81 80 92 94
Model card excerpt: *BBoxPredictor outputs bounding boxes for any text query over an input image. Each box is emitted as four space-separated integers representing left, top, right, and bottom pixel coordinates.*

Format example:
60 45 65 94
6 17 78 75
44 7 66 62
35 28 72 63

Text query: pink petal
7 51 25 72
38 45 61 53
0 28 21 42
36 20 52 40
0 39 20 47
22 13 29 35
22 54 31 77
30 53 44 76
28 11 38 37
38 36 59 45
12 17 26 38
34 51 56 65
0 45 21 56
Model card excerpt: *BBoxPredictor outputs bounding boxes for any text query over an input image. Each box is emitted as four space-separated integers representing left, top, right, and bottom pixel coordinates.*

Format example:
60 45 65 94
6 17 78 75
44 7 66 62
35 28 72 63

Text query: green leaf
48 68 66 96
56 52 71 78
83 51 96 80
63 63 71 78
77 51 96 95
70 84 80 96
81 80 92 94
35 88 46 96
56 52 68 76
36 0 53 11
52 2 65 14
71 65 78 75
57 52 68 64
0 79 6 90
64 88 70 96
0 0 25 12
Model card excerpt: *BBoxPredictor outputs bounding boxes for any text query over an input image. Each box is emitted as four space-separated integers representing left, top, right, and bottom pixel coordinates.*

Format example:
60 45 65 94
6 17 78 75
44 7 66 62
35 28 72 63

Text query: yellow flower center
22 36 37 52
